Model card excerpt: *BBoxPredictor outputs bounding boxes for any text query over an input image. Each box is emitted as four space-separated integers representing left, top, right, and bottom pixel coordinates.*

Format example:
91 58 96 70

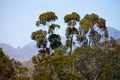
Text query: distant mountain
19 41 38 61
0 27 120 62
0 37 66 62
107 27 120 39
0 43 24 61
0 42 38 62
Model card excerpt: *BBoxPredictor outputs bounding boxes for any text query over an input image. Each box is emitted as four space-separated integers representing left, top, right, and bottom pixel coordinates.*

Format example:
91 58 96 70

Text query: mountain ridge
107 27 120 39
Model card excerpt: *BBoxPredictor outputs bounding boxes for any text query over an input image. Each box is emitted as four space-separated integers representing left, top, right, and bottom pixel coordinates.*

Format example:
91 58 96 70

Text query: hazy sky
0 0 120 48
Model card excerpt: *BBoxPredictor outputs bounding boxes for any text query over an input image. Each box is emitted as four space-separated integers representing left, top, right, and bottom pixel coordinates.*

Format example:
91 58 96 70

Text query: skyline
0 0 120 48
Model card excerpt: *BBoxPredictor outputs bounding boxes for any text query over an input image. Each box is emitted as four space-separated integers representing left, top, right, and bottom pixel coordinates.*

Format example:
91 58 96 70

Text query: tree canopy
30 11 120 80
64 12 80 54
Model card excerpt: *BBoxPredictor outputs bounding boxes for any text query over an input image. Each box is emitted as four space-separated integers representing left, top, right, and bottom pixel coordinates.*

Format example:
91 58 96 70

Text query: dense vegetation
30 11 120 80
32 44 120 80
0 48 14 80
0 48 30 80
0 11 120 80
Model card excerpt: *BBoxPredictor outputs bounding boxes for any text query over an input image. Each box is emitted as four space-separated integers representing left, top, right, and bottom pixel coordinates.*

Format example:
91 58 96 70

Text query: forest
0 11 120 80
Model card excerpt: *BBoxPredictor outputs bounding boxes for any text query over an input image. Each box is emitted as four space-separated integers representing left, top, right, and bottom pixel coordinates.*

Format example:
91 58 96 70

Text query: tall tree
34 11 61 54
77 13 108 47
64 12 80 54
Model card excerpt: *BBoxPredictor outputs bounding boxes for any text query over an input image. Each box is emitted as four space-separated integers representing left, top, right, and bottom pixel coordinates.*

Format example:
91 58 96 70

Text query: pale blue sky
0 0 120 48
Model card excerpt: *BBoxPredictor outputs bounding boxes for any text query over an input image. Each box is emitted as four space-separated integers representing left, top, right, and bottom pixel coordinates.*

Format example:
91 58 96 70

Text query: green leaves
92 34 101 42
104 27 109 38
39 12 58 23
66 40 72 47
79 18 92 32
78 13 109 46
79 13 99 33
36 11 58 27
64 12 80 23
48 34 62 49
76 34 86 42
33 11 61 54
55 45 67 55
65 27 78 37
97 18 106 28
30 11 114 80
0 48 14 80
31 41 120 80
31 29 47 41
31 29 47 48
64 12 80 53
72 45 120 80
48 24 60 34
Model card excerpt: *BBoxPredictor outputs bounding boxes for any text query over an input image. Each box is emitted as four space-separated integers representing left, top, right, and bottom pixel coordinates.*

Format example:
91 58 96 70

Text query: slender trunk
94 64 104 80
94 69 102 80
70 35 73 54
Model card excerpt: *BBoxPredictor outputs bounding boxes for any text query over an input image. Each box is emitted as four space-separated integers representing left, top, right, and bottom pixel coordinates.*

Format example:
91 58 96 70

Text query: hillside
107 27 120 39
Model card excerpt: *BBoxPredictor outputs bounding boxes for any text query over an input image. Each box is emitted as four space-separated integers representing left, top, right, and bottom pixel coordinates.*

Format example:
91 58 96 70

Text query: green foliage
77 13 109 47
0 48 14 80
31 29 47 48
31 40 120 80
55 45 67 55
48 34 62 49
64 12 80 23
9 76 30 80
30 11 119 80
76 34 86 42
65 27 78 38
90 28 101 42
98 63 120 80
92 34 101 42
11 61 30 80
32 74 53 80
36 11 59 35
48 24 60 34
65 71 86 80
64 12 80 53
33 11 61 54
97 18 106 28
89 13 99 25
36 11 58 26
32 56 38 64
32 54 86 80
31 29 47 41
82 13 99 26
79 13 102 34
104 27 109 38
79 18 93 33
65 40 72 47
72 45 120 80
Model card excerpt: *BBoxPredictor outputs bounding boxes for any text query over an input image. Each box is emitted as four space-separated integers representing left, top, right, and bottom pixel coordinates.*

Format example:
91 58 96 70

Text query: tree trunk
94 69 102 80
93 64 104 80
70 35 73 54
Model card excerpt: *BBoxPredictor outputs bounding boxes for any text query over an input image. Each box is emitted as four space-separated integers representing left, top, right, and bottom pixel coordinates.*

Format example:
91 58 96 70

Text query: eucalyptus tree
34 11 61 54
77 13 108 46
64 12 80 53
